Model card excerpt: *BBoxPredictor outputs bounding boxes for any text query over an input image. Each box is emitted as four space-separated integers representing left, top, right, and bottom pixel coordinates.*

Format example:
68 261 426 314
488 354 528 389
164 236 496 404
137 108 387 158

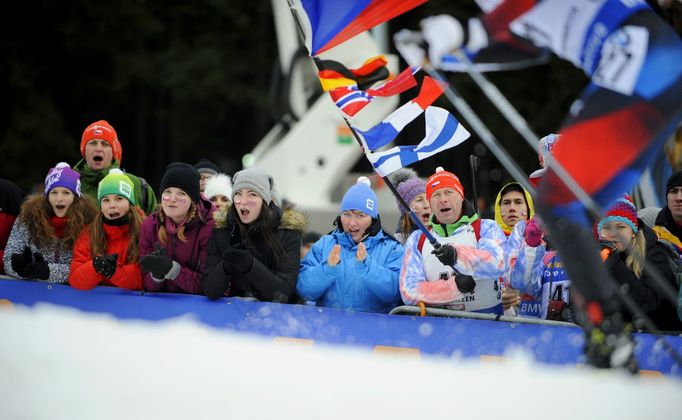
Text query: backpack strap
138 176 150 212
417 233 427 254
472 218 481 241
417 220 481 253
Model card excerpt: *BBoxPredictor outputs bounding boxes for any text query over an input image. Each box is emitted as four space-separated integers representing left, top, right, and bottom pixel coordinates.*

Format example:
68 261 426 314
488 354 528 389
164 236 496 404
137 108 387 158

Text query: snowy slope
0 304 680 420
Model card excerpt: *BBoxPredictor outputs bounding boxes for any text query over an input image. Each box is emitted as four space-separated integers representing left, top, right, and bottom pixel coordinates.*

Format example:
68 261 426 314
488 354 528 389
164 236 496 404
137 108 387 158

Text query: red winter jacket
69 223 142 290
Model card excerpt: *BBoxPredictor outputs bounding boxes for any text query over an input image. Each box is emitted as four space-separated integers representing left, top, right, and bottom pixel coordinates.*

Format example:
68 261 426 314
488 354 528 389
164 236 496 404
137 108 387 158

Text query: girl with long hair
4 163 97 282
139 163 215 294
597 195 679 331
202 168 305 302
69 169 144 290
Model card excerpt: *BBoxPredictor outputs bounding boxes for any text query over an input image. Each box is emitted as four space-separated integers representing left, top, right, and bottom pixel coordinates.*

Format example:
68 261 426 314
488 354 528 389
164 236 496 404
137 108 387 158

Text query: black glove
599 240 618 252
10 246 33 277
24 252 50 280
455 274 476 293
93 253 118 278
222 247 254 274
140 244 174 279
432 244 457 266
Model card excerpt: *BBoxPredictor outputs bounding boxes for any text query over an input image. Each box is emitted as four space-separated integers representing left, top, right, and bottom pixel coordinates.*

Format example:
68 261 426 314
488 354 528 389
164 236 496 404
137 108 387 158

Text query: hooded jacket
139 196 215 294
494 182 535 237
202 205 305 303
297 219 404 314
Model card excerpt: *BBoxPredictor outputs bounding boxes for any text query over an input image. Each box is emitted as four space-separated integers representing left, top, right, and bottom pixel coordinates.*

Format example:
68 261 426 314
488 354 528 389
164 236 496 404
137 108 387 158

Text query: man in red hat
73 120 157 215
399 167 506 315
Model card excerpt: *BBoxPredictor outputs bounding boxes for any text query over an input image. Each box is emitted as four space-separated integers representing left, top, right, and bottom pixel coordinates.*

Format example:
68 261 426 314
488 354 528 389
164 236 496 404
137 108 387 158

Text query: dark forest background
0 1 589 204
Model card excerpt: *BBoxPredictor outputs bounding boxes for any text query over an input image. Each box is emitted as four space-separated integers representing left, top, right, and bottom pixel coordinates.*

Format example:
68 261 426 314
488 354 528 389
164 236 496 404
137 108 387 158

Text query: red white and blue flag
291 0 427 56
328 66 420 116
355 76 445 150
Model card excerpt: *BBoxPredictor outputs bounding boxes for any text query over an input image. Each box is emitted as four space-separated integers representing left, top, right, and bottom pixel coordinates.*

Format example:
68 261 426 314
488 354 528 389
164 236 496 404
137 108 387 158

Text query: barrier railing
389 305 578 328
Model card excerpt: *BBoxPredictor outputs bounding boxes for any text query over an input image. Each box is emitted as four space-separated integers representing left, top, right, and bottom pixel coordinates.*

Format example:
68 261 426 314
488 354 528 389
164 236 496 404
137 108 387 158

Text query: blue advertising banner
1 278 680 376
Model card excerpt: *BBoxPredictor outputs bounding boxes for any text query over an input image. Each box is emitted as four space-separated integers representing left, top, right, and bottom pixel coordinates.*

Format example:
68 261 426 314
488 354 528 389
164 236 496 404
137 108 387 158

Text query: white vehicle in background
244 0 402 234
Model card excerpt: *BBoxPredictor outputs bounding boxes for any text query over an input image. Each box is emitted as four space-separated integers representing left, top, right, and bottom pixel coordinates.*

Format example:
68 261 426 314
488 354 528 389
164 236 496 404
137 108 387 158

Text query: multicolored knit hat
597 194 638 236
97 169 136 205
426 167 464 201
80 120 123 164
44 162 81 197
341 176 378 218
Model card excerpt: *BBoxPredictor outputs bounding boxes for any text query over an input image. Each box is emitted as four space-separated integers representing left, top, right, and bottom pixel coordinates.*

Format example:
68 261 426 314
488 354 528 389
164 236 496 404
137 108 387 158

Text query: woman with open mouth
4 163 97 283
139 163 215 295
69 169 144 291
202 168 306 302
297 177 404 314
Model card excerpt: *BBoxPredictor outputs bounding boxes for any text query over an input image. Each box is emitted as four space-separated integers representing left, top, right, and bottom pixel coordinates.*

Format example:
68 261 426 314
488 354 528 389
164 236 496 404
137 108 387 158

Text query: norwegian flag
328 66 420 116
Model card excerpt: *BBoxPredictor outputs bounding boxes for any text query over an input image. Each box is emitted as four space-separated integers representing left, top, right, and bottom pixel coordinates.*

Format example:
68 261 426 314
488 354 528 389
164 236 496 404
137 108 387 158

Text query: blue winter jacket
297 228 404 314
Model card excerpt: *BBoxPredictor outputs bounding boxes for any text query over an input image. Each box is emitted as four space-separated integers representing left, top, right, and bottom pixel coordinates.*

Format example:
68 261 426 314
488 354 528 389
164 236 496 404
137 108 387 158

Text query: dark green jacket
73 159 157 215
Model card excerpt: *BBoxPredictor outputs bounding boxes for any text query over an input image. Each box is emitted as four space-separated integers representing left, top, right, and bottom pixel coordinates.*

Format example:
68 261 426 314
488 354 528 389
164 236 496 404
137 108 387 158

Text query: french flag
356 76 445 151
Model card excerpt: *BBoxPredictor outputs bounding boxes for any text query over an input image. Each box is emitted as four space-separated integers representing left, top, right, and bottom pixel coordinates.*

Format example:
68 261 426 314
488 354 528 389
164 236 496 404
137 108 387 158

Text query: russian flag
366 106 471 177
293 0 427 56
356 76 445 150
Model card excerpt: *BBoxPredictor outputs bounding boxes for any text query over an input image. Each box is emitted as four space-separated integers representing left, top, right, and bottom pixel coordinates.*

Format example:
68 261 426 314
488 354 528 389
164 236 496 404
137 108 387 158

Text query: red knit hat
426 167 464 201
80 120 123 164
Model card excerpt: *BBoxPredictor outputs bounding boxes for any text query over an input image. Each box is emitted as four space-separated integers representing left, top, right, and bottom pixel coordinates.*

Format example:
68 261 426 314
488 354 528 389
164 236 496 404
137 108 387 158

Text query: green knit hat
97 168 136 205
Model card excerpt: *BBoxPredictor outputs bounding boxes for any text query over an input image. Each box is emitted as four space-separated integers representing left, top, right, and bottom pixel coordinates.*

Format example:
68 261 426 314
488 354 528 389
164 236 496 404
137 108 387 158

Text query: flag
316 56 389 91
356 76 445 150
366 106 471 177
292 0 428 56
329 66 420 116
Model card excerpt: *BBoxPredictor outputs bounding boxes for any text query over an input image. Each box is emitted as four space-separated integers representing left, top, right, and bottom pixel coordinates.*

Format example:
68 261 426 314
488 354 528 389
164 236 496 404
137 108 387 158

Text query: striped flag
316 56 389 91
366 106 471 176
355 76 445 150
329 66 420 116
292 0 428 56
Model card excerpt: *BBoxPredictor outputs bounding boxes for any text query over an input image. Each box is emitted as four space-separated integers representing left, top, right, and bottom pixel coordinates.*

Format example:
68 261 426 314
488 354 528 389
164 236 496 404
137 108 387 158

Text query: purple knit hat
396 177 427 214
44 162 81 197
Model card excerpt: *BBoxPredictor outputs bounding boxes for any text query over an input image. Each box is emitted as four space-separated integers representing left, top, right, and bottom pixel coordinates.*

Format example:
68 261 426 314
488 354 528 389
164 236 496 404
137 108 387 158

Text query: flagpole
341 117 445 250
447 50 603 219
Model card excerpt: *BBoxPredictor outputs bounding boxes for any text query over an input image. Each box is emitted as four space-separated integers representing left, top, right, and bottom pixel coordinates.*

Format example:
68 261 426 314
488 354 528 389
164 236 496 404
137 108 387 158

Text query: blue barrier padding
1 278 680 376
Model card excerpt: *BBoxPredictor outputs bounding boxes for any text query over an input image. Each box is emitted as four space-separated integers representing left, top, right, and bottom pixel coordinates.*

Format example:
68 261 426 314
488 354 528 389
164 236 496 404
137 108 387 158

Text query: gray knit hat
231 168 277 206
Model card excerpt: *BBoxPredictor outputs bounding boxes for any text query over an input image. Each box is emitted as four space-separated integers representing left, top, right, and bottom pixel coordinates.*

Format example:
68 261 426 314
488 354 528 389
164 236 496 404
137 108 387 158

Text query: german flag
315 55 390 91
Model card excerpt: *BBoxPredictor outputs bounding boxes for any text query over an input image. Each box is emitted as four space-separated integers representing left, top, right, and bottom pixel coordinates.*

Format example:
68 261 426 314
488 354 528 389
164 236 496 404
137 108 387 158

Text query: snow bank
0 303 679 420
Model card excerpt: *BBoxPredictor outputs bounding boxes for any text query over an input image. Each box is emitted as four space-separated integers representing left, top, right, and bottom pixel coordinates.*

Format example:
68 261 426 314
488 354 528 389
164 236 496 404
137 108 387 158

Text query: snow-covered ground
1 303 680 420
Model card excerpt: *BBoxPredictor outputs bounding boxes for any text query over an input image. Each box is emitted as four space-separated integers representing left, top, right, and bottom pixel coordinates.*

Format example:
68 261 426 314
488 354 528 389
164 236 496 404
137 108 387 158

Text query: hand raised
327 244 341 267
356 242 367 262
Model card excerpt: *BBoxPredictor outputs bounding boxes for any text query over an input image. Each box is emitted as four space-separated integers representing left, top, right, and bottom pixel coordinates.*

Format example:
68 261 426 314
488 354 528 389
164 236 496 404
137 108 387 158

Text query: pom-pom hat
44 162 81 197
426 167 464 201
340 176 379 218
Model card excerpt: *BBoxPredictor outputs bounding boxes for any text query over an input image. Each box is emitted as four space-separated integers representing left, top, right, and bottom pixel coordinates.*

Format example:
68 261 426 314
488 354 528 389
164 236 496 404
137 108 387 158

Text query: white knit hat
203 173 232 200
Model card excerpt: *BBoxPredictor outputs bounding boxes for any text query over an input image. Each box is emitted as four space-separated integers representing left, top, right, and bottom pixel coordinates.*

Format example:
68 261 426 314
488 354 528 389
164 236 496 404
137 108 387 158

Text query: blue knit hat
340 177 378 218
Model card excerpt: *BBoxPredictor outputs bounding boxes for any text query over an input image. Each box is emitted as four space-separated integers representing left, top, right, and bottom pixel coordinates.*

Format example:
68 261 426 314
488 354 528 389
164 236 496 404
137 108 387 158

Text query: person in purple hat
3 163 98 283
388 168 430 244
